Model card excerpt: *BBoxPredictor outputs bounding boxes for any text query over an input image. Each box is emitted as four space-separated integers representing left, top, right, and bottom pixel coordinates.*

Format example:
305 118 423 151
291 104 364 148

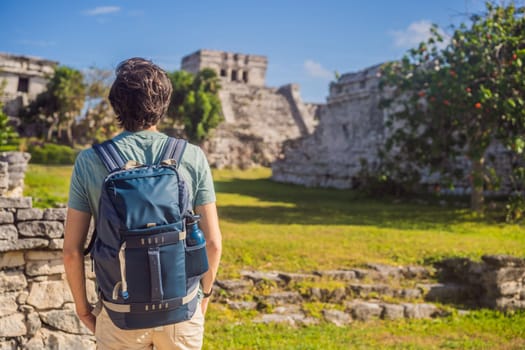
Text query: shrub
352 158 415 197
28 142 78 165
506 193 525 223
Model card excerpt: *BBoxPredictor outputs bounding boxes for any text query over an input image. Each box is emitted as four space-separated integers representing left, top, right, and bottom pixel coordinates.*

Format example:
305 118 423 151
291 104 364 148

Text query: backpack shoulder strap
93 140 126 172
161 137 187 168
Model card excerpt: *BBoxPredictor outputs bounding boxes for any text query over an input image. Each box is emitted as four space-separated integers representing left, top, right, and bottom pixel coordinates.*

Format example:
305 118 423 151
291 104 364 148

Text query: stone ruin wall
202 82 320 169
272 63 516 193
272 64 385 188
0 152 96 349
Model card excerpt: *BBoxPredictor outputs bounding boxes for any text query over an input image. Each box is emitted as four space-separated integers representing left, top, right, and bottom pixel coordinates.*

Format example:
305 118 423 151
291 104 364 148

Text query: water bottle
185 213 209 277
186 214 205 246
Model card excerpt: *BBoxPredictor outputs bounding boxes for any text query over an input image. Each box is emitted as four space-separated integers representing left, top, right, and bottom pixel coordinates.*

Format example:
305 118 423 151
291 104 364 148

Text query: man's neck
141 125 158 132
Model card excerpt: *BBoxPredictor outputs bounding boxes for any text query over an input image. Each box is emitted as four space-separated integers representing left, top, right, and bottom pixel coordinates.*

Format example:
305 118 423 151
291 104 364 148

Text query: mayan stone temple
0 53 57 118
271 63 515 193
181 49 321 169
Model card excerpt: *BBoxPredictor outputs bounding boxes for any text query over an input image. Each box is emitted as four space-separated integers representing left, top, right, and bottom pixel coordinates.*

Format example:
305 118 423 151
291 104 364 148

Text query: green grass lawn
24 165 525 349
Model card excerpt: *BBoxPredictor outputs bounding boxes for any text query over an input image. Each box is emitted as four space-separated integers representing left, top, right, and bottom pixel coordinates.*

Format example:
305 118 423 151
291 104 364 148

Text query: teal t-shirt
68 130 216 221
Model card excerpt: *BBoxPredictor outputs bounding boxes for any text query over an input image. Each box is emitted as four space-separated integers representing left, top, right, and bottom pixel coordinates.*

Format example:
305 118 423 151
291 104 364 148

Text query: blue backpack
85 137 209 330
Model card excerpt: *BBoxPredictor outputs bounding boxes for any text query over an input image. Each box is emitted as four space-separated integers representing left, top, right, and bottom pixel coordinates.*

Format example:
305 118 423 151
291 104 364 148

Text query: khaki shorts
95 305 205 350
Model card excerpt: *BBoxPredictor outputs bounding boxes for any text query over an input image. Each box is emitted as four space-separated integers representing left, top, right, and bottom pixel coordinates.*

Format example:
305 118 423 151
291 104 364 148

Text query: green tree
0 84 19 150
22 66 85 146
380 2 525 213
166 68 223 144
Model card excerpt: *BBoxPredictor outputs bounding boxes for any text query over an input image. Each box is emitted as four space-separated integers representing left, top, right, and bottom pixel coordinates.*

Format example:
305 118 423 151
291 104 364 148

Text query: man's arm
63 208 95 333
194 202 222 314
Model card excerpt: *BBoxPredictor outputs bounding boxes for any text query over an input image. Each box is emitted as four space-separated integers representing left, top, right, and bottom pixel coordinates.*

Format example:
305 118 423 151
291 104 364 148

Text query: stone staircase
213 263 456 326
213 255 525 326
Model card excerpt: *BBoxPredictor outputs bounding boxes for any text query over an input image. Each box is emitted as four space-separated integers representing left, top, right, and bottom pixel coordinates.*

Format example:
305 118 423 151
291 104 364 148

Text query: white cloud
304 60 332 80
389 20 447 49
84 6 121 16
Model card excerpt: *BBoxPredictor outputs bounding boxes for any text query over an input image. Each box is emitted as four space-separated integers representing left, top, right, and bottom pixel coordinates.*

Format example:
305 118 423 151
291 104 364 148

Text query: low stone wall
0 200 96 349
0 152 31 198
433 255 525 310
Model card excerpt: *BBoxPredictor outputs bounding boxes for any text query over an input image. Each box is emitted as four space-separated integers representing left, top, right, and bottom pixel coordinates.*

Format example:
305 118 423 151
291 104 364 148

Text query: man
63 57 222 349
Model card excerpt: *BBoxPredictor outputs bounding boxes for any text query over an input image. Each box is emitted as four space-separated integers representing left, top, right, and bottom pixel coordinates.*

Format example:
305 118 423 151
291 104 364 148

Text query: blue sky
0 0 487 103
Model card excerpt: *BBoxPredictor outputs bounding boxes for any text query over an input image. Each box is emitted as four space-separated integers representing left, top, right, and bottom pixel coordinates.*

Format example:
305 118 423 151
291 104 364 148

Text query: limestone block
422 283 471 304
240 270 282 284
495 298 525 310
0 313 26 337
277 272 319 284
348 301 382 321
26 311 41 336
215 279 252 298
253 312 308 326
494 268 525 284
482 254 525 268
348 283 394 298
26 280 72 309
0 224 17 241
0 238 48 252
322 309 352 326
381 303 405 320
32 275 48 282
314 269 357 280
0 197 32 209
352 268 373 279
0 162 8 192
0 339 16 350
0 211 14 224
19 304 34 313
43 208 67 221
273 304 302 315
497 281 521 296
262 291 303 306
40 328 96 350
227 301 258 310
0 251 24 269
0 293 18 317
307 287 323 301
24 335 44 350
0 151 31 165
397 288 422 299
0 270 27 292
17 291 28 304
16 208 44 221
40 309 91 335
48 238 64 250
26 259 64 276
366 263 402 279
17 221 63 239
328 287 347 303
25 250 63 261
403 303 440 319
401 266 431 279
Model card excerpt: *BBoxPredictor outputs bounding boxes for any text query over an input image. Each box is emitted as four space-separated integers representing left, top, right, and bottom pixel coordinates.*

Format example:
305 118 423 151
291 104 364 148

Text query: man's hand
201 297 210 315
77 308 96 333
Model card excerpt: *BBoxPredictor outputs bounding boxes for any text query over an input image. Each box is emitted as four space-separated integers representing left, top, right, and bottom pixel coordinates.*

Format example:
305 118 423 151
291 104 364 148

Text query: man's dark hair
109 57 173 131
